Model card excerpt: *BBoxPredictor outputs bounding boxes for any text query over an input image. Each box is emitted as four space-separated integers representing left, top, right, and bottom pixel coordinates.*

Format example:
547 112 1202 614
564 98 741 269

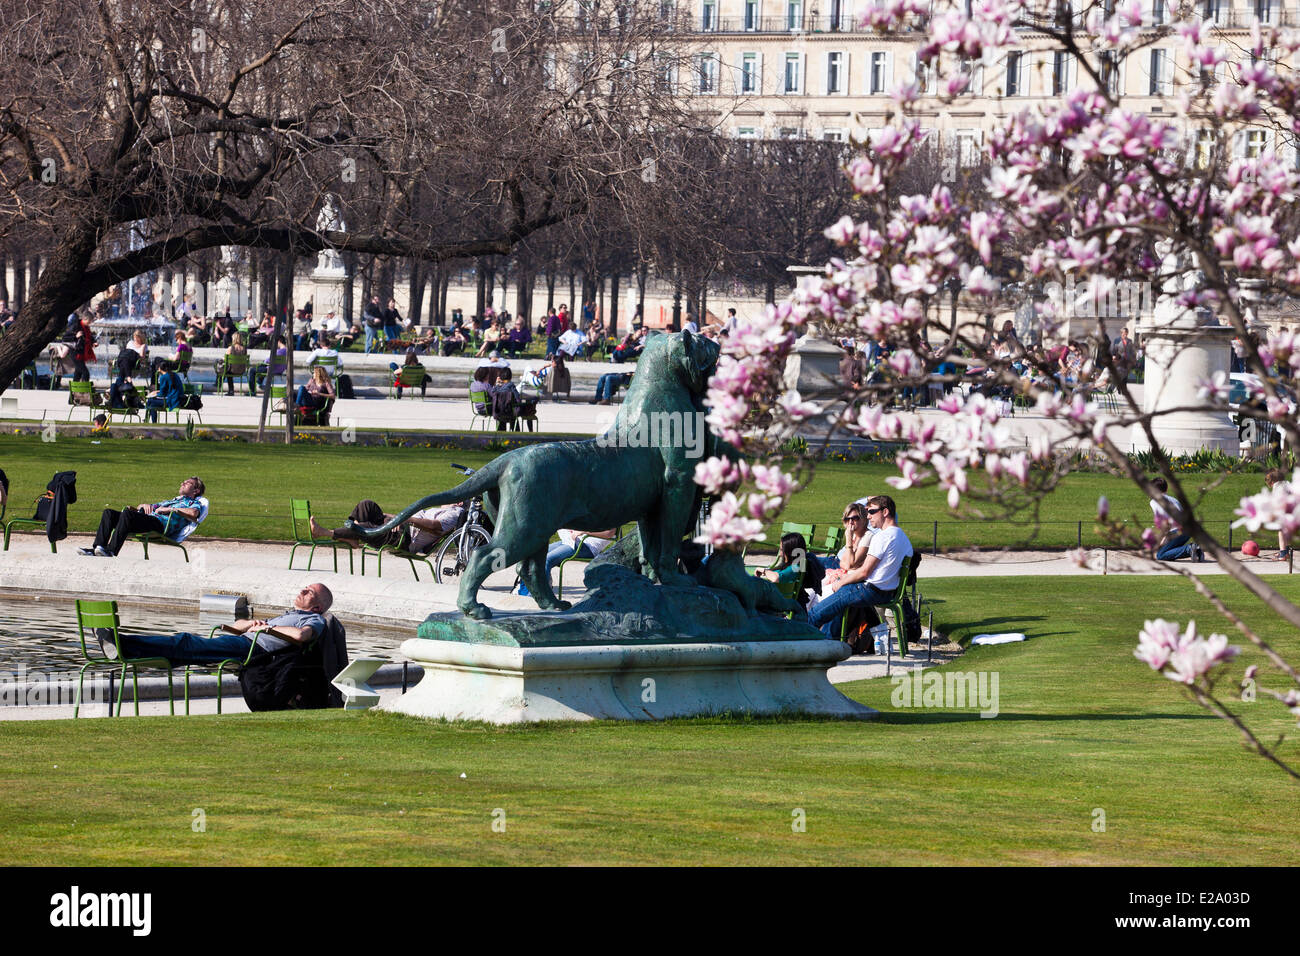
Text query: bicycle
433 462 494 584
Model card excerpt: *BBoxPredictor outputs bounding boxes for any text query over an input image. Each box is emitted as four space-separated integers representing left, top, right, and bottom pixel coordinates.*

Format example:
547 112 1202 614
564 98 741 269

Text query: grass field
2 575 1295 865
0 433 1268 549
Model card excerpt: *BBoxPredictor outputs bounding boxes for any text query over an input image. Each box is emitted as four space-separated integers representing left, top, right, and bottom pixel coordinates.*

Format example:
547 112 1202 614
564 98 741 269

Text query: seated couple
806 495 913 638
311 499 465 555
98 583 333 666
77 477 209 558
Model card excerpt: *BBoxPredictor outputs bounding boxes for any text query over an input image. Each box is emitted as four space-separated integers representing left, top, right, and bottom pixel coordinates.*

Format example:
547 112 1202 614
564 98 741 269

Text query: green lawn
1 575 1295 865
0 433 1267 549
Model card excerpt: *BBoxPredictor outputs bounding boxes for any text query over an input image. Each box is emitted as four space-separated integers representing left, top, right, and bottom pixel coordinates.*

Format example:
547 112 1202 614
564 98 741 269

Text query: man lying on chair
97 583 333 666
77 476 208 557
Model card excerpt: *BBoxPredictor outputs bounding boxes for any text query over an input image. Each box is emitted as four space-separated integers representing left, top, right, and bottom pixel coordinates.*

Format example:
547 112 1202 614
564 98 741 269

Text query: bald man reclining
97 583 334 666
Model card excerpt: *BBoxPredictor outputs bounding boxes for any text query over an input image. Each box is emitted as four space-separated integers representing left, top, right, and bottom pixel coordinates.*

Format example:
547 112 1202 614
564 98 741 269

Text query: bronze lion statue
354 330 723 619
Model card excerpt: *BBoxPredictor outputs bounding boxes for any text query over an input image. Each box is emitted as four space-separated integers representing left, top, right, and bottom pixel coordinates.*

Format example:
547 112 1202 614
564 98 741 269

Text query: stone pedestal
382 638 874 723
782 334 846 399
311 270 348 317
1131 322 1239 456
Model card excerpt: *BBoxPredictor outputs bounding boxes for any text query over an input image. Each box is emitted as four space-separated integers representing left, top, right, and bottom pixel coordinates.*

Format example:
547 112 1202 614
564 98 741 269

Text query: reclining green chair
289 499 354 574
73 599 176 718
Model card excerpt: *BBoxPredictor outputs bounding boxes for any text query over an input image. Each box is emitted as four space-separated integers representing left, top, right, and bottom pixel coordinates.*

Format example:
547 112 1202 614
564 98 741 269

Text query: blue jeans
545 540 595 584
546 336 559 358
815 554 839 570
144 397 169 423
594 373 630 401
116 631 254 666
808 581 895 638
364 325 379 353
1157 533 1194 561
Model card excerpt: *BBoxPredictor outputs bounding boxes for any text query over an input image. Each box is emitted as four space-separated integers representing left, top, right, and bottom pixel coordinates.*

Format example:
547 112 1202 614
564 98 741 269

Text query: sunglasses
843 516 860 523
866 508 882 515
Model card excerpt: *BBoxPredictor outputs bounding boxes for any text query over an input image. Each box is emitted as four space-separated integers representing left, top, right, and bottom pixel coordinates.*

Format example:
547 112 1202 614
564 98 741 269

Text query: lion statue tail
344 457 506 541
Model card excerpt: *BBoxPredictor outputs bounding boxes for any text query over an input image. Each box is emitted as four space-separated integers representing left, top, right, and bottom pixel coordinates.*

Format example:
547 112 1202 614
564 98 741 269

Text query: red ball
1242 540 1260 557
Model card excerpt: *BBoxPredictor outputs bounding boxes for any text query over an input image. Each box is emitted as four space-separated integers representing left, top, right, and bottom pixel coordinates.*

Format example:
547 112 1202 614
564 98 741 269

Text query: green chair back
310 354 340 375
75 599 120 660
290 499 313 543
821 526 845 554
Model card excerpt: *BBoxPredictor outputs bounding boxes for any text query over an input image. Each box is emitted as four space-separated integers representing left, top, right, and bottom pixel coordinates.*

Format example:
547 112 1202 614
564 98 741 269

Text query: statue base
381 637 874 723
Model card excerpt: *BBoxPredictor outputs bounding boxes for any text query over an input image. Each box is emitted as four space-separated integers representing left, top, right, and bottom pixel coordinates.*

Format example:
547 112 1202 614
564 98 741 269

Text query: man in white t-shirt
1149 476 1201 561
557 322 586 359
808 494 913 638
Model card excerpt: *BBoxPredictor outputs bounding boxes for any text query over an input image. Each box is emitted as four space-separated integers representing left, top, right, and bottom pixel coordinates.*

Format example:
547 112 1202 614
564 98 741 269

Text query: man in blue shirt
99 583 333 666
78 476 208 557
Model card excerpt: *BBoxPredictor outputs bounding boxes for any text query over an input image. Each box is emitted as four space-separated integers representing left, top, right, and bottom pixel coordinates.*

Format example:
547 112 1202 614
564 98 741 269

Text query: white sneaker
77 547 96 556
94 546 113 557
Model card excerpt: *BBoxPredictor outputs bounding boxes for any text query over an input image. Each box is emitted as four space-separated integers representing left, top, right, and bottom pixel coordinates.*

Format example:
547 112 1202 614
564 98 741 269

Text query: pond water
0 594 414 673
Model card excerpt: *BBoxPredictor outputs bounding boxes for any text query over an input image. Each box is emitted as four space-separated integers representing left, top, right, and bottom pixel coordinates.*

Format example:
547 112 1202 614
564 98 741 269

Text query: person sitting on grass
808 495 912 638
754 532 825 610
78 476 208 558
97 583 332 666
91 413 110 435
311 500 464 555
1149 476 1203 562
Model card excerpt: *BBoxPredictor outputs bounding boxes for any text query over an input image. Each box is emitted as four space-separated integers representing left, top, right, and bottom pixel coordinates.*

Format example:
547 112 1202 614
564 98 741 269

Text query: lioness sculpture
355 330 722 619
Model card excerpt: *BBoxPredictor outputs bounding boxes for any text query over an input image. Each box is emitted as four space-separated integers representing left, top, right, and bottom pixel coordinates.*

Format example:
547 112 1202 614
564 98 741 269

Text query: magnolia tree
695 0 1300 779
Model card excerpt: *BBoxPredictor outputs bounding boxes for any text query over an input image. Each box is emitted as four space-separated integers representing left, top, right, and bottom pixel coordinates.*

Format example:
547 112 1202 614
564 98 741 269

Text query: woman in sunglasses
819 502 873 587
808 495 914 639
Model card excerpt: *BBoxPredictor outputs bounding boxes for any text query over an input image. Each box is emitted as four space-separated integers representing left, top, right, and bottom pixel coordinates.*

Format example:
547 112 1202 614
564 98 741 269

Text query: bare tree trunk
27 258 40 306
609 273 619 335
476 259 487 321
439 268 450 323
0 253 10 305
342 252 356 324
409 260 425 325
765 278 777 305
568 270 576 313
12 255 25 311
515 268 529 322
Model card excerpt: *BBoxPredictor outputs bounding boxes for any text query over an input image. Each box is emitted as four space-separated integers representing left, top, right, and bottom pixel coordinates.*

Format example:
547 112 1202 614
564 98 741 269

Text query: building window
698 54 718 93
1192 129 1214 168
787 0 802 30
1202 0 1221 21
1052 51 1070 95
741 52 759 93
702 0 716 30
1255 0 1273 21
737 126 759 139
955 129 982 168
778 126 802 139
1099 51 1120 95
827 51 844 94
870 51 888 93
828 0 847 29
745 0 759 29
785 52 802 92
1005 51 1023 95
1151 0 1165 23
1148 48 1171 95
823 127 846 142
1244 129 1268 157
915 52 930 93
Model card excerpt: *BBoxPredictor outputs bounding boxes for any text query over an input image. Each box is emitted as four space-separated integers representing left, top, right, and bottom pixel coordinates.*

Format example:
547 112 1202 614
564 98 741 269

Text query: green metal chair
289 499 354 574
73 599 176 718
214 353 251 395
107 384 145 424
268 384 288 425
131 531 192 562
308 354 340 378
390 364 427 398
65 380 98 421
839 553 914 657
3 487 55 553
469 384 493 430
162 384 202 424
820 525 845 556
360 537 436 581
184 623 265 715
765 521 816 570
